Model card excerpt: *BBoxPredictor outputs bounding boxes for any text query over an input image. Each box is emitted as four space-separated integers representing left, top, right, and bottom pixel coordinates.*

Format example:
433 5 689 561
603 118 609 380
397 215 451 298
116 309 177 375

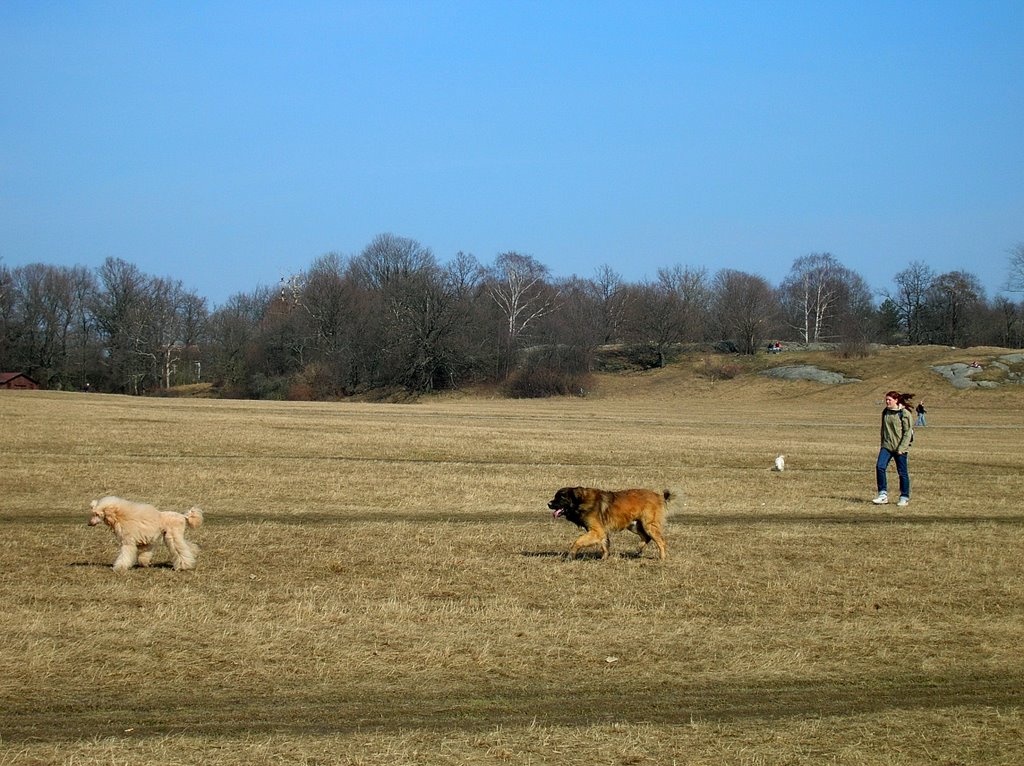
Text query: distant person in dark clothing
915 401 926 427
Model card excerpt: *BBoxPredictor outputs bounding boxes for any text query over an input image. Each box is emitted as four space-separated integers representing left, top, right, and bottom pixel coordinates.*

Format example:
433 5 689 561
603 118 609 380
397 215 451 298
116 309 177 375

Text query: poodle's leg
165 530 197 570
112 544 138 573
136 543 154 567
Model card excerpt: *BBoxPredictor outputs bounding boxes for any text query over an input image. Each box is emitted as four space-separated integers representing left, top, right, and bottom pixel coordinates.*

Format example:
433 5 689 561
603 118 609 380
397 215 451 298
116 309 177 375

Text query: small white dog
88 496 204 572
774 455 786 472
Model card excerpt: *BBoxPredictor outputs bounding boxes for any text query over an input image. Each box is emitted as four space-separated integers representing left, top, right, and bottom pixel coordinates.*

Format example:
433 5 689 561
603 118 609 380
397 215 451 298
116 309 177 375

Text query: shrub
837 340 875 359
503 367 590 398
295 363 340 400
244 373 289 400
286 381 315 401
701 357 743 381
503 345 592 398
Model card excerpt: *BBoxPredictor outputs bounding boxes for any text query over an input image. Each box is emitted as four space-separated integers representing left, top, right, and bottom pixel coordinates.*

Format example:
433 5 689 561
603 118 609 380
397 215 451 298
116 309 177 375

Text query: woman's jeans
876 448 910 498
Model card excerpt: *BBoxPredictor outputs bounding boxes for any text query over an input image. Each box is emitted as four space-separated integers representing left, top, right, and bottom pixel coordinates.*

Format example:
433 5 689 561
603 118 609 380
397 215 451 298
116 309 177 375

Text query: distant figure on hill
915 401 927 427
873 390 915 508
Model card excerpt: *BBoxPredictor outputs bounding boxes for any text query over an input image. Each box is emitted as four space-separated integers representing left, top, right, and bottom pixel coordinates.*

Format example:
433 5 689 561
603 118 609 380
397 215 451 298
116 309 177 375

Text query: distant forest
2 234 1023 398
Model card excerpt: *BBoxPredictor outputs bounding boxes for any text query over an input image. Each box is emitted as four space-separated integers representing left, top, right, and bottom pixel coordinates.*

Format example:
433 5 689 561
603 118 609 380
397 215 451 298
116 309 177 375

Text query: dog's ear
575 487 604 513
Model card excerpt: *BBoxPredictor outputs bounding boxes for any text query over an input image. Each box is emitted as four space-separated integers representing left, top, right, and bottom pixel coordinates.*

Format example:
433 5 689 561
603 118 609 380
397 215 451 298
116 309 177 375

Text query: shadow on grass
3 670 1021 743
520 550 658 560
520 550 566 559
68 561 175 569
670 512 1024 526
11 511 1024 527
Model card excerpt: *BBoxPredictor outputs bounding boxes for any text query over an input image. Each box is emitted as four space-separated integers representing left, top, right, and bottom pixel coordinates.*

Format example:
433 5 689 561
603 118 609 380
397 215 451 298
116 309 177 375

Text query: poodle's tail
184 507 204 529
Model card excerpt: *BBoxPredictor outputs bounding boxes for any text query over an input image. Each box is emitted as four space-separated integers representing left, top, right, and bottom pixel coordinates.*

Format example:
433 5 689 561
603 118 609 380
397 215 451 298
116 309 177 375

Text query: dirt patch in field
2 670 1020 743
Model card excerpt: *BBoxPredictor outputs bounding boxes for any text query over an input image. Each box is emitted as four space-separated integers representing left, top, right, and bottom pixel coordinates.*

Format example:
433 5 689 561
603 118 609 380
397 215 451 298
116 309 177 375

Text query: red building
0 372 40 390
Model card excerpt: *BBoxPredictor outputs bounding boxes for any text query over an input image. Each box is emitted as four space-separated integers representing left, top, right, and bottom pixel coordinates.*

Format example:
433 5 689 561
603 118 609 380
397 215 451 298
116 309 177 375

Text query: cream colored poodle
88 496 204 572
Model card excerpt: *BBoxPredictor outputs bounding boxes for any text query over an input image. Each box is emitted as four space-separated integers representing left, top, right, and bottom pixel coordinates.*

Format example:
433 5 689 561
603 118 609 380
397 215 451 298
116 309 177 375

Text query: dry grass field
1 346 1022 765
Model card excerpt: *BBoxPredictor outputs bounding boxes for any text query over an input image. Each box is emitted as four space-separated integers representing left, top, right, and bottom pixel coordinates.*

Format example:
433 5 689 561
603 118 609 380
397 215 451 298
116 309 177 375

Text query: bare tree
288 254 364 395
926 270 985 347
207 288 273 392
259 282 315 383
548 275 604 359
0 262 99 389
299 253 352 356
592 264 630 344
657 265 711 343
890 261 936 345
712 269 778 354
779 253 869 343
92 258 153 393
344 235 475 392
622 265 710 366
91 258 206 392
988 296 1023 348
446 251 485 300
39 265 93 388
622 281 680 366
441 252 493 384
67 266 100 388
487 252 557 376
352 233 435 290
0 260 12 364
148 276 206 389
9 264 71 384
390 264 469 391
1008 243 1024 293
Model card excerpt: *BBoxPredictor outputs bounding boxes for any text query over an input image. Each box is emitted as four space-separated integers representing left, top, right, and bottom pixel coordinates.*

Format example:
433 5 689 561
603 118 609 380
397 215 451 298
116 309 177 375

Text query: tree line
2 235 1022 397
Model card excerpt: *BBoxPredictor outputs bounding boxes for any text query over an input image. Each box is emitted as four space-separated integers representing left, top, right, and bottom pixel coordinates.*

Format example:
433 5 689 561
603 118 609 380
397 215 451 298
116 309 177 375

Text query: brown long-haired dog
88 496 204 572
547 486 672 560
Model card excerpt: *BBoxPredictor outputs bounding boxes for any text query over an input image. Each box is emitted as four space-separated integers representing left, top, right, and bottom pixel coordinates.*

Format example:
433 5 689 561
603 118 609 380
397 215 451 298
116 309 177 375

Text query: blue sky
2 1 1022 307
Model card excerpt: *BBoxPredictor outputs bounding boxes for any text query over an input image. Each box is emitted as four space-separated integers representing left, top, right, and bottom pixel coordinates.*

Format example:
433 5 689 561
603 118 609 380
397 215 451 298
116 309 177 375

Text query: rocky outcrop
932 354 1024 389
760 365 862 385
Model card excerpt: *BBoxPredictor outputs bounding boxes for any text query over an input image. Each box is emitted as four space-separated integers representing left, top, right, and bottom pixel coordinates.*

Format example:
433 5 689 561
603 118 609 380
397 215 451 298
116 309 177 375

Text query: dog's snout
88 515 100 526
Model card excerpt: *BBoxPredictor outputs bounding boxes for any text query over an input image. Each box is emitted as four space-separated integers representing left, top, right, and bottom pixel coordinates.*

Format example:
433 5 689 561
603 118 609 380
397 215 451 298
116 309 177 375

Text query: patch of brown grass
1 346 1022 764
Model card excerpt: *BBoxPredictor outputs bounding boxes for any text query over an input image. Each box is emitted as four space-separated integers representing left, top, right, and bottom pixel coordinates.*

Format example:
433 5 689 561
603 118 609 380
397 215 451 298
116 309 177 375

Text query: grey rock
760 365 861 385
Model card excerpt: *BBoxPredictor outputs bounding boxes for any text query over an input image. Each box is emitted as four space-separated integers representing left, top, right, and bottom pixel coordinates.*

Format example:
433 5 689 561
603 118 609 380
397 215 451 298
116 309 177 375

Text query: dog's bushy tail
663 489 679 516
184 507 204 529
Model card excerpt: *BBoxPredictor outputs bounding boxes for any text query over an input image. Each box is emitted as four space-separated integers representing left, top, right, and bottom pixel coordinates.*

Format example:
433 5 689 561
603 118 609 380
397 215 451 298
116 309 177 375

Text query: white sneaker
897 496 909 507
872 493 888 505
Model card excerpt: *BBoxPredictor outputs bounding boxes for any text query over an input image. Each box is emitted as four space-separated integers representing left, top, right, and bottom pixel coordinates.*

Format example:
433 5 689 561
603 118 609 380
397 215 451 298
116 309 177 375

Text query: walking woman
873 391 914 507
